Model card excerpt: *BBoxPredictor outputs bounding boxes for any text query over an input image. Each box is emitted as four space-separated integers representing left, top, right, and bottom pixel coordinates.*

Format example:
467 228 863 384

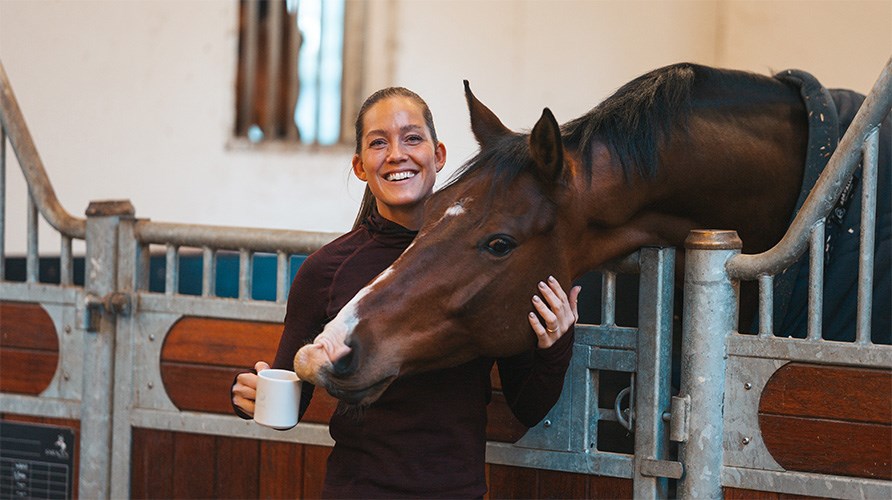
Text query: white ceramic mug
254 369 301 430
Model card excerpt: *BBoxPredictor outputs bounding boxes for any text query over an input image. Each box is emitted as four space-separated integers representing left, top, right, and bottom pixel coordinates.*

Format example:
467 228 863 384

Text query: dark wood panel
215 435 260 499
587 475 633 499
0 301 58 350
162 316 281 367
131 428 174 499
302 444 331 499
538 468 588 498
173 432 217 498
488 464 538 498
760 414 891 479
259 441 304 499
724 487 825 499
760 363 892 424
0 349 58 394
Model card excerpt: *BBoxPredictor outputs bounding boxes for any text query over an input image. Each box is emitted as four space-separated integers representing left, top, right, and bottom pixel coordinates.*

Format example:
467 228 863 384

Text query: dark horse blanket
771 69 890 344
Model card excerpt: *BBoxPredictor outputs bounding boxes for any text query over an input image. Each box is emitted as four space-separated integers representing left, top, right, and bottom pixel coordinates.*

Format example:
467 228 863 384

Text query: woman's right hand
231 361 270 417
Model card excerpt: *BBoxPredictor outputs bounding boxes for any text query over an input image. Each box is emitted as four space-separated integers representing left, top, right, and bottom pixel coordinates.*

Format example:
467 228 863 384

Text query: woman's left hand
528 276 581 349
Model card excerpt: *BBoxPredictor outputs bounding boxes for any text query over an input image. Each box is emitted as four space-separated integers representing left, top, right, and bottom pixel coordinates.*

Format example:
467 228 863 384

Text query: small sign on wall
0 421 75 499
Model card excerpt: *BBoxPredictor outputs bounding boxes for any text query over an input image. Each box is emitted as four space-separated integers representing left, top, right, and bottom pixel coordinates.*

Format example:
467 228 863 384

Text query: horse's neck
568 107 807 271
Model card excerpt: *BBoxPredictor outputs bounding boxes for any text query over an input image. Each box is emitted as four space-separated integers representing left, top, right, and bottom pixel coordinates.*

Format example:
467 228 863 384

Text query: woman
232 87 580 498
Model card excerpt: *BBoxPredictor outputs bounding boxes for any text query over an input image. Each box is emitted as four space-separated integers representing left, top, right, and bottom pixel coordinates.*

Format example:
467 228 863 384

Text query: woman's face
352 96 446 229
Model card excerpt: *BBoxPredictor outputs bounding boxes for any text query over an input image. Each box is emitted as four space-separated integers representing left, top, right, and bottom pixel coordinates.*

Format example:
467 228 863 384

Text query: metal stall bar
856 130 879 344
0 127 5 280
677 230 742 499
0 63 86 239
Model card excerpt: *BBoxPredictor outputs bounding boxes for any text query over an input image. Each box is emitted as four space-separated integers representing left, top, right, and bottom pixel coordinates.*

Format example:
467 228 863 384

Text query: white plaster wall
0 0 889 253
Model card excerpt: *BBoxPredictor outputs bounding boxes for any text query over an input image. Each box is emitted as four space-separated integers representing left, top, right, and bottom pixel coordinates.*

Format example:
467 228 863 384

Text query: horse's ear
464 80 511 147
529 107 564 183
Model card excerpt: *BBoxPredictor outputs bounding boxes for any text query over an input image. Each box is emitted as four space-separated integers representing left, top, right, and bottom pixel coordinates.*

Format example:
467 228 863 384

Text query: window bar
276 250 288 304
165 244 178 296
806 220 825 341
26 192 38 283
202 246 216 298
601 271 617 326
285 5 300 141
137 242 151 291
60 235 73 286
758 274 773 338
856 130 879 345
264 0 284 138
239 0 260 136
314 0 325 144
239 248 253 300
0 127 6 280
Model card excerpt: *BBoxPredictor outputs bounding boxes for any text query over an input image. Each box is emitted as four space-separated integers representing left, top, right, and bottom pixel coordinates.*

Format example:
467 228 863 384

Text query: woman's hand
231 361 270 417
528 276 581 349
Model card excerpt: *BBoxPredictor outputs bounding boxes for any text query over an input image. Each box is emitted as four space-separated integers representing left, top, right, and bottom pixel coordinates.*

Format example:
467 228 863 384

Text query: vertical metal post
80 200 134 499
110 215 137 499
634 247 675 499
678 230 741 499
27 193 38 282
856 130 879 344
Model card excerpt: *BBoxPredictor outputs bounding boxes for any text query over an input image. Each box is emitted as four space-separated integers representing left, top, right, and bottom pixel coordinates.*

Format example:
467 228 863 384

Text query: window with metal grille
235 0 361 146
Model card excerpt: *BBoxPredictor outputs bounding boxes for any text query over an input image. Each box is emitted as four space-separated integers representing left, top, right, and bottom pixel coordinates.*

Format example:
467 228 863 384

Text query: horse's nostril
331 343 359 378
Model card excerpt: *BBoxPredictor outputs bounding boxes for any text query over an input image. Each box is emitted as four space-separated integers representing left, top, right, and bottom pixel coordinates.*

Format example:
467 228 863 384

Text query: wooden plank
161 362 243 414
161 317 281 367
0 349 58 394
0 301 58 350
760 363 892 424
173 433 216 498
538 469 588 498
130 428 174 499
488 464 538 498
302 444 331 499
214 435 260 499
724 487 822 499
760 414 891 479
259 441 303 499
587 475 633 499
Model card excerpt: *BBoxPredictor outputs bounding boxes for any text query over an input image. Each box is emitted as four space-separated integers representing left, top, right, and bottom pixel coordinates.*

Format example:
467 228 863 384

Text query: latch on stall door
83 292 132 332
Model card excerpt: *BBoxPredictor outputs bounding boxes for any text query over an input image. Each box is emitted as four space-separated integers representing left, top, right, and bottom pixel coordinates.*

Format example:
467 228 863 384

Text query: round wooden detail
0 301 60 395
759 362 891 479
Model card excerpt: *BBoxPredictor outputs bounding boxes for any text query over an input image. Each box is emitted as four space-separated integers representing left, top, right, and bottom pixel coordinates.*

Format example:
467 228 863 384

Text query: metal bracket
669 394 691 443
638 458 684 479
83 292 133 332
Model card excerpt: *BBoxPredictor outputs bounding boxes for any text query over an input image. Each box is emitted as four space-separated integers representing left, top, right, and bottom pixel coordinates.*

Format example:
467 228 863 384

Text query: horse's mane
447 63 780 188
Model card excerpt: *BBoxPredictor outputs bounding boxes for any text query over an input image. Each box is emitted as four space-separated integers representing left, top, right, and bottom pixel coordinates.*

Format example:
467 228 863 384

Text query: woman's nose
387 143 408 162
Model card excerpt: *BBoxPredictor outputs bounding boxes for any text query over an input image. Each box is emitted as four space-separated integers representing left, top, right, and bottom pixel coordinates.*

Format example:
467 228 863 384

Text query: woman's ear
435 142 447 173
352 154 368 181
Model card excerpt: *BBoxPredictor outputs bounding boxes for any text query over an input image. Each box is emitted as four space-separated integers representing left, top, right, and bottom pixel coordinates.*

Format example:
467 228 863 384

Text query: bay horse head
296 64 808 405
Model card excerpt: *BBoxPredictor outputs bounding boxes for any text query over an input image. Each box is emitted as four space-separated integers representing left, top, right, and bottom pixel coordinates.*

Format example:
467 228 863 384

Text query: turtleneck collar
362 206 418 246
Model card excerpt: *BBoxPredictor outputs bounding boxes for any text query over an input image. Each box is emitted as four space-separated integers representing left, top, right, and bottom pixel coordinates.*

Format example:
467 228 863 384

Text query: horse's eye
481 235 517 257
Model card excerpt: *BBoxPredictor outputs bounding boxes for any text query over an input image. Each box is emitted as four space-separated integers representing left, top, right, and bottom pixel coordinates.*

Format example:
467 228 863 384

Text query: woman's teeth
386 171 416 181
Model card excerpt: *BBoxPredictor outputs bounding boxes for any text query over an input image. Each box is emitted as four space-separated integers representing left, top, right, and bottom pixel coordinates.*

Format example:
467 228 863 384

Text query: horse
294 63 891 405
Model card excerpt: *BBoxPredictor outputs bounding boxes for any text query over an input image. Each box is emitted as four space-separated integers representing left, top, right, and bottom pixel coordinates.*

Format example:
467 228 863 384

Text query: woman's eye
481 235 517 257
369 139 386 148
405 135 423 144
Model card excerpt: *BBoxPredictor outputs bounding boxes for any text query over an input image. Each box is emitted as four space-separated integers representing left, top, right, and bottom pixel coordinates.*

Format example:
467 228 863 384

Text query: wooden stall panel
0 302 59 395
759 363 892 480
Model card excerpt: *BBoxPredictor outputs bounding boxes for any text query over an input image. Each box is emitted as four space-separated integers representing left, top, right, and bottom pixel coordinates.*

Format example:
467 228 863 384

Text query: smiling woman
231 86 580 498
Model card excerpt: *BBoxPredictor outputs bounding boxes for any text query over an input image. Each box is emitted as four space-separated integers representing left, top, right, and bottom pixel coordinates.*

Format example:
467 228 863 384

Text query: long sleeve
496 325 575 427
